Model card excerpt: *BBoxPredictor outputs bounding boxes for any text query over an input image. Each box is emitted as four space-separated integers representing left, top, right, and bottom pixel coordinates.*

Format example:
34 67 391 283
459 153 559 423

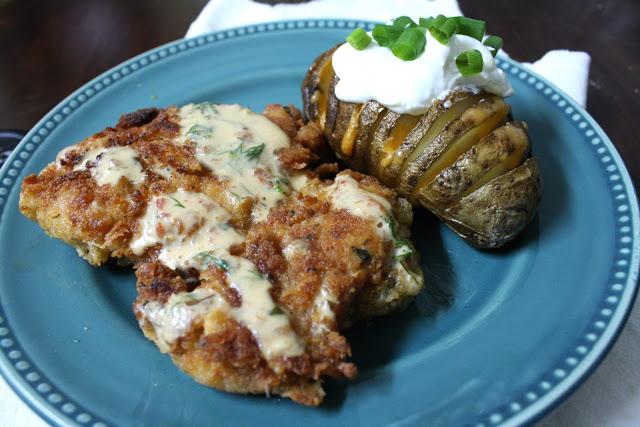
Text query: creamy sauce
151 165 174 179
312 284 337 328
327 173 417 279
327 174 393 239
140 288 224 353
332 30 513 115
74 146 145 186
129 105 422 365
131 189 303 361
178 103 292 220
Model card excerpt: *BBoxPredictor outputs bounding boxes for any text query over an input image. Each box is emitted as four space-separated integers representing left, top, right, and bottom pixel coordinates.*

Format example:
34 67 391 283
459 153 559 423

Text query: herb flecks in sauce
132 189 304 362
179 103 291 221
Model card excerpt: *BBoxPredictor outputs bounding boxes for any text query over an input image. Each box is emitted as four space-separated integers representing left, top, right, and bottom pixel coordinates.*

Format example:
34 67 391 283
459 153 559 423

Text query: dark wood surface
0 0 639 424
1 0 638 188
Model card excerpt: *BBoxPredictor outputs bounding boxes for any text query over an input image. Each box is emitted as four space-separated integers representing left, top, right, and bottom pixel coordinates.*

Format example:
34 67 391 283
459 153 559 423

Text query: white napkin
186 0 590 106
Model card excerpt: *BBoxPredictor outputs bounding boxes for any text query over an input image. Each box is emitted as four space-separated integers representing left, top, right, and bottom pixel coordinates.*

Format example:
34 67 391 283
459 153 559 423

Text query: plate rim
0 19 638 427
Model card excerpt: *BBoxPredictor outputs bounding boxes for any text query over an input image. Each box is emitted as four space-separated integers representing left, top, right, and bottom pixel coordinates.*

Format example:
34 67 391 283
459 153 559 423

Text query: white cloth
4 2 632 427
186 0 590 106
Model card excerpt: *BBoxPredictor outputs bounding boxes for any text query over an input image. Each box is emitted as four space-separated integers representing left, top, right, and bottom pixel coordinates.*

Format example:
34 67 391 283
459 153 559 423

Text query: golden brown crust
20 104 423 406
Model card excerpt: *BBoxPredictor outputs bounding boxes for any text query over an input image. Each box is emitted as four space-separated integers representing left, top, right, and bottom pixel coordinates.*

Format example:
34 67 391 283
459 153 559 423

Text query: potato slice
441 158 542 248
328 99 358 156
324 75 341 144
301 48 336 127
378 90 486 187
367 112 422 180
340 104 364 158
349 101 387 170
415 122 530 210
396 96 510 198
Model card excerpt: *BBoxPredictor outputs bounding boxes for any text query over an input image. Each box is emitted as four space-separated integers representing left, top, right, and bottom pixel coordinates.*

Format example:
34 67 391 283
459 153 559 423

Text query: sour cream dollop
332 30 513 115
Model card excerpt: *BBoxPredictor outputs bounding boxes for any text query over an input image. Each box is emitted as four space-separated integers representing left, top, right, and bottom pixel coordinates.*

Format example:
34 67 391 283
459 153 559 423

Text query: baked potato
301 47 542 248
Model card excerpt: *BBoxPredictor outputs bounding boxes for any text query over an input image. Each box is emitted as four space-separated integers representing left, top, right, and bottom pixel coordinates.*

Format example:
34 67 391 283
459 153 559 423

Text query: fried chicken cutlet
19 103 424 405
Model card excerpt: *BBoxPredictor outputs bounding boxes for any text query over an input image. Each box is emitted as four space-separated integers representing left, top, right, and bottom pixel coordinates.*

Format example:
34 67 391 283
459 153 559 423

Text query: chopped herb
168 196 185 208
453 16 486 41
428 14 459 45
248 270 265 279
346 27 372 50
195 252 230 272
419 17 434 28
221 141 266 163
391 27 427 61
269 306 285 315
394 239 415 260
392 16 417 29
244 143 265 161
456 49 484 76
273 177 290 194
483 35 503 57
384 216 398 238
192 102 218 115
372 24 403 47
186 124 213 140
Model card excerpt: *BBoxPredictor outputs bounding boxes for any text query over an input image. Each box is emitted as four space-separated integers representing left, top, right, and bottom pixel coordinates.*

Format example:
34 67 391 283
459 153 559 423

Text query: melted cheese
178 103 291 220
74 146 145 186
131 189 303 361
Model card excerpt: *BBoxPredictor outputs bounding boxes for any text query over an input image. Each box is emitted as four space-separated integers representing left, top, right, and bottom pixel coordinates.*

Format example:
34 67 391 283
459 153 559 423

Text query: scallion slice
372 24 403 47
454 17 486 41
483 35 503 57
392 16 416 29
391 27 426 61
418 17 434 28
346 27 371 50
455 49 484 76
428 15 458 44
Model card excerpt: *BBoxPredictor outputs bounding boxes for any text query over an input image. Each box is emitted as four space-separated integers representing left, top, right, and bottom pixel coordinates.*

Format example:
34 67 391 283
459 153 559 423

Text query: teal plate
0 20 638 427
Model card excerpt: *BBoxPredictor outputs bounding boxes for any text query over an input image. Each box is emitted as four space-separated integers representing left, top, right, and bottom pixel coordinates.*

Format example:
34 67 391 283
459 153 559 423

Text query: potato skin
302 47 542 249
396 96 510 197
301 46 336 123
350 101 386 170
416 122 530 210
441 158 542 248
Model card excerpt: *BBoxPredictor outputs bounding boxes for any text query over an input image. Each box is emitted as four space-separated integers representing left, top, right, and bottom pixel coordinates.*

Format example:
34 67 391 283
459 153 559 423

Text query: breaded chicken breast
19 103 423 405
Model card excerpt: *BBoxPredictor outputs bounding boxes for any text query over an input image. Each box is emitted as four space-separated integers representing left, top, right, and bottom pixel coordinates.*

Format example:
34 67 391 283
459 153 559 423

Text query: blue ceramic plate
0 20 638 427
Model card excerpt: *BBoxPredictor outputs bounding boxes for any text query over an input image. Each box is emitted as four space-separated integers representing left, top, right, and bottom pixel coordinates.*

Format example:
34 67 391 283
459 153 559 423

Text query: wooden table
1 0 639 188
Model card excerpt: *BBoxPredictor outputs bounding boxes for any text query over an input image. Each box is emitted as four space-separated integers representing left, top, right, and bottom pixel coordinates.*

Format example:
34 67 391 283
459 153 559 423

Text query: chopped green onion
456 49 484 76
372 24 403 47
392 16 416 29
483 35 503 57
418 17 434 28
454 17 486 41
428 15 459 44
346 27 371 50
391 27 426 61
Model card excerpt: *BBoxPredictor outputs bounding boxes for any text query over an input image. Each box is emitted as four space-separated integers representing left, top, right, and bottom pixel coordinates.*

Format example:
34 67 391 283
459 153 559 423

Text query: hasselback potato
301 47 542 249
